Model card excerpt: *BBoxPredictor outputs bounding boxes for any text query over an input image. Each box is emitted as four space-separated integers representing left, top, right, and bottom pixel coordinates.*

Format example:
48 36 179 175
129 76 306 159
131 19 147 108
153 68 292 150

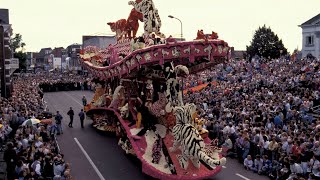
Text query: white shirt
244 158 253 168
223 126 230 134
309 159 320 175
264 141 270 149
35 141 43 148
230 126 236 134
290 163 303 174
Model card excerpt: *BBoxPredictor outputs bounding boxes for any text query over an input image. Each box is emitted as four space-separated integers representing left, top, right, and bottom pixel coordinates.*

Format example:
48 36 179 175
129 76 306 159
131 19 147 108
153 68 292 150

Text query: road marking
64 92 83 106
235 173 251 180
222 166 226 168
74 138 106 180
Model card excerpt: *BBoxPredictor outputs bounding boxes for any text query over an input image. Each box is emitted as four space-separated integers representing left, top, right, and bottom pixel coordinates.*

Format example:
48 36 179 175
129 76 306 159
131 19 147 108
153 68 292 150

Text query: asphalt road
44 91 268 180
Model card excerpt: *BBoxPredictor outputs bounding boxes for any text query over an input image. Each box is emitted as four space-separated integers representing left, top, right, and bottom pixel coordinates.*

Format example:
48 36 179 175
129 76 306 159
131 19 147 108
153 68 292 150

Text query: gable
301 13 320 26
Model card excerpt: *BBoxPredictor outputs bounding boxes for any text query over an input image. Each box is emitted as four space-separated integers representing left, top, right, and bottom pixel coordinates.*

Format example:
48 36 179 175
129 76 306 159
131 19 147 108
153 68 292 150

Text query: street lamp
168 15 183 40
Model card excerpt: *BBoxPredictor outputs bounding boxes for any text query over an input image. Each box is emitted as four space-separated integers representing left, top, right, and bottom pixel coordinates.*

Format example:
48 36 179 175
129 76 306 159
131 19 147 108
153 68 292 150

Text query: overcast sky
1 0 319 52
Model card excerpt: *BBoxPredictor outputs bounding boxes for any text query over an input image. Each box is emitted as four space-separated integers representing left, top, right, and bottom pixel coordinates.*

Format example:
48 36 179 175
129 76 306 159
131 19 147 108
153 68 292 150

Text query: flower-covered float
80 0 230 179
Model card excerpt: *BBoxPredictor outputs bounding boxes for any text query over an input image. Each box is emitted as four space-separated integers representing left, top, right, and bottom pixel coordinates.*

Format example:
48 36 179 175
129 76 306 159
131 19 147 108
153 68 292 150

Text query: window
306 35 314 46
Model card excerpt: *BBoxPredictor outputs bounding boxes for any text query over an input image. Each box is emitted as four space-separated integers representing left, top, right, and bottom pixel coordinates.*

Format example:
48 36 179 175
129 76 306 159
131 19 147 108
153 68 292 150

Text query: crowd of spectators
31 72 92 92
184 57 320 180
0 72 76 179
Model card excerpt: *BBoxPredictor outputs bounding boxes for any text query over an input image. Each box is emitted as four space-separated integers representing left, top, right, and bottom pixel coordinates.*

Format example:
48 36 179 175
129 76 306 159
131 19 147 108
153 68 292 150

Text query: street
44 91 268 180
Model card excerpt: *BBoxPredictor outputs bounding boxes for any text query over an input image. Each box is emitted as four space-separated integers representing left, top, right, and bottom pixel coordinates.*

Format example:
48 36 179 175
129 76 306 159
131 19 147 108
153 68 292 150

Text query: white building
299 13 320 58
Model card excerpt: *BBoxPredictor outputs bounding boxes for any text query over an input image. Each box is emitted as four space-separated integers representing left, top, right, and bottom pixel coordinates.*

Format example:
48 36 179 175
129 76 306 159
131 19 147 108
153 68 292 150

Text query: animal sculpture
170 103 226 169
128 0 165 38
130 36 146 51
107 19 127 41
126 8 143 39
163 62 189 113
195 29 208 41
208 31 219 39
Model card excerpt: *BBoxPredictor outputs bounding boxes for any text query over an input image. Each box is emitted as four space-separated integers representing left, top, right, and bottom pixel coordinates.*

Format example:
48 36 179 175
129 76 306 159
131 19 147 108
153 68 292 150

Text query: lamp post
168 15 183 41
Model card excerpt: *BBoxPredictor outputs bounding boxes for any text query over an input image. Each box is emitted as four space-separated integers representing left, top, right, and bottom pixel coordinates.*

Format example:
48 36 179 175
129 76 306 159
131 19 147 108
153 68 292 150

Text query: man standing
55 111 63 135
79 109 85 128
82 96 87 106
67 107 74 128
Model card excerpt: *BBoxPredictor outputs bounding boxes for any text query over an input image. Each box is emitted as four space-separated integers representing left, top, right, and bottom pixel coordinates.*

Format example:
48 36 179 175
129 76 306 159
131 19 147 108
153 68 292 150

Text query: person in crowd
4 142 17 180
67 107 74 128
55 111 63 135
244 155 253 170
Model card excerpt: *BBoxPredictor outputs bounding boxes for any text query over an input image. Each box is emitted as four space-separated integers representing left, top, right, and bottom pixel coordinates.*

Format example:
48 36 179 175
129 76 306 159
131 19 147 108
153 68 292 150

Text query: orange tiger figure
107 19 127 41
125 8 143 39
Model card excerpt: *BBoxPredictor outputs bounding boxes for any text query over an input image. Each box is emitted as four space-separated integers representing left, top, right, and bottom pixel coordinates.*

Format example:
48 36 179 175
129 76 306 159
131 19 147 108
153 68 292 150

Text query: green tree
10 33 26 52
10 33 27 70
14 51 27 70
246 25 288 60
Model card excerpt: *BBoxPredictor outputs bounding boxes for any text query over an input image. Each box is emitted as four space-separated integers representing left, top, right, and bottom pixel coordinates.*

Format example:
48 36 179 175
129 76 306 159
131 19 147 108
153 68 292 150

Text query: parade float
80 0 230 179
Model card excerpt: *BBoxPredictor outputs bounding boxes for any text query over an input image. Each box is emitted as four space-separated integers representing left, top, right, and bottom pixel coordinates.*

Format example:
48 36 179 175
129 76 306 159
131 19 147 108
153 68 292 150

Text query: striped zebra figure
170 103 226 169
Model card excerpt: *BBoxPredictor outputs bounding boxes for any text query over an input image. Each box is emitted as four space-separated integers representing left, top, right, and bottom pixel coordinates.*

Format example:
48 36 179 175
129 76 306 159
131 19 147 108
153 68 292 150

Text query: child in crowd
253 155 263 173
244 155 253 170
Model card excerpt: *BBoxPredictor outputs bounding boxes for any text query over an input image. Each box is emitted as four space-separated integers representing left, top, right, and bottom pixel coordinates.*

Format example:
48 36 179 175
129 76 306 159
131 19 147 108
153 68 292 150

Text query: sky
1 0 320 52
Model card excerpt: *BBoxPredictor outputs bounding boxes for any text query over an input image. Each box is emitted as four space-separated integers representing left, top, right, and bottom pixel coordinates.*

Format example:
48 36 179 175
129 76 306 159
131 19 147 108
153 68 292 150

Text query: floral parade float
80 0 230 179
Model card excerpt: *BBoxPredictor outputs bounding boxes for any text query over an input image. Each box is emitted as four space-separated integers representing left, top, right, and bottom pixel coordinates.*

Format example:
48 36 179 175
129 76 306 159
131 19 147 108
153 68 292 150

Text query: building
299 13 320 58
230 47 246 60
36 48 52 67
82 35 116 49
66 43 82 70
26 52 38 69
0 9 19 97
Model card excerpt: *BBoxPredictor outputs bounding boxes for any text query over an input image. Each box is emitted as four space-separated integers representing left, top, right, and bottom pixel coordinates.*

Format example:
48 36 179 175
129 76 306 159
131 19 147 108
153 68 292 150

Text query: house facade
299 13 320 58
66 44 82 70
36 48 52 67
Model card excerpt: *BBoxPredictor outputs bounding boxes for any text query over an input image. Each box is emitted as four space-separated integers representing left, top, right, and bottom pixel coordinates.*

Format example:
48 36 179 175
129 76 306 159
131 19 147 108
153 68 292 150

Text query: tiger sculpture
170 103 226 170
128 0 165 38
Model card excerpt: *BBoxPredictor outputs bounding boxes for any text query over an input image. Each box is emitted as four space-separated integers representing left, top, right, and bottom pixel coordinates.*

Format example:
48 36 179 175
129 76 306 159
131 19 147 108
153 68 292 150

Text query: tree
10 33 26 52
246 25 287 60
14 51 27 70
10 33 27 70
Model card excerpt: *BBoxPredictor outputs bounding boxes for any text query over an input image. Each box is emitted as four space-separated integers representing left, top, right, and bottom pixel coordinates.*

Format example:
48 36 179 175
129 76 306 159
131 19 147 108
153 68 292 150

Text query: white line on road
74 138 106 180
64 92 83 106
235 173 251 180
222 166 226 168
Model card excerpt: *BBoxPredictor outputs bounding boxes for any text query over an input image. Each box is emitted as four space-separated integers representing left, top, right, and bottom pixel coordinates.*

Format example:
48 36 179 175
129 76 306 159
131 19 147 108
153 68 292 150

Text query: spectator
55 111 63 135
244 155 253 170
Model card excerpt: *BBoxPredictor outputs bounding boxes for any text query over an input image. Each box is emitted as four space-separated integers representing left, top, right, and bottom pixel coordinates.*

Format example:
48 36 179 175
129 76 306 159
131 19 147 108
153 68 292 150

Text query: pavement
44 91 268 180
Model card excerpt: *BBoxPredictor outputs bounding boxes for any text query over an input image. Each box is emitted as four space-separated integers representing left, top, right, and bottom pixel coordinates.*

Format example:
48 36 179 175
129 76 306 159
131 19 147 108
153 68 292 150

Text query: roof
300 13 320 26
